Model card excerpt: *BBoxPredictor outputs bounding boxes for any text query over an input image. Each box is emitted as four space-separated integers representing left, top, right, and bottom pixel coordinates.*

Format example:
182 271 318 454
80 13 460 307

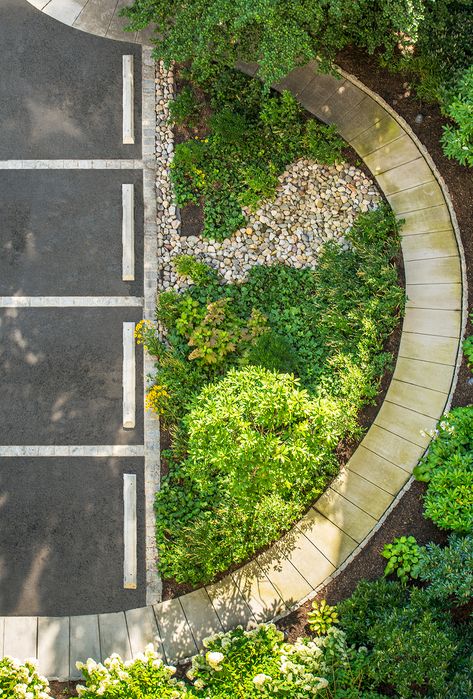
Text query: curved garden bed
145 65 405 593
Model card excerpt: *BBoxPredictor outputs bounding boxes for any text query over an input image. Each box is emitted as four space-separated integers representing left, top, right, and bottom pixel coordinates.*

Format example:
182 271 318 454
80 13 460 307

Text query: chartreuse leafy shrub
413 406 473 533
381 535 421 584
0 656 50 699
338 580 459 698
75 648 189 698
156 366 352 584
170 69 344 240
417 534 473 606
150 207 403 584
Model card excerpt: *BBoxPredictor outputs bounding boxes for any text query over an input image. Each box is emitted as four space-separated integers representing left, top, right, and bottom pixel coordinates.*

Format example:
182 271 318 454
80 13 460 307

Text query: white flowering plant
75 645 190 698
187 623 371 698
0 656 50 699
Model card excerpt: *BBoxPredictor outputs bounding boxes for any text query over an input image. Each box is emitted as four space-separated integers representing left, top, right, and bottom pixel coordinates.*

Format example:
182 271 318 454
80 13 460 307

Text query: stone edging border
0 59 466 679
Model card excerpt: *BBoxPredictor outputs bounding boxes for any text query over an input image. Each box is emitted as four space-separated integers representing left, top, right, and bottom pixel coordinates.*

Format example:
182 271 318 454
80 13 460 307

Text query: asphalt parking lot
0 457 145 615
0 0 142 160
0 0 148 615
0 170 144 297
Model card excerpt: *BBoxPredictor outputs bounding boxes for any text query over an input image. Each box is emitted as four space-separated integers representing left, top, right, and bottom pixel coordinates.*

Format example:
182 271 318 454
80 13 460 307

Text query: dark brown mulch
49 681 78 699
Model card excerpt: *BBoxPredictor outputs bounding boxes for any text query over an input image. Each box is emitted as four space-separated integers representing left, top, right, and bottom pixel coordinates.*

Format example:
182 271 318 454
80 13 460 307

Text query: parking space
0 170 144 297
0 307 144 446
0 457 145 615
0 0 142 159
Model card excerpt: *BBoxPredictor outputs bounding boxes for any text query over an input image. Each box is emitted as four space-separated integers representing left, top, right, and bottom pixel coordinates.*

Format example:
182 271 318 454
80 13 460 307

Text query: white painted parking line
0 296 143 307
123 322 136 429
123 55 135 144
0 445 145 457
123 474 137 589
0 160 142 169
122 184 135 281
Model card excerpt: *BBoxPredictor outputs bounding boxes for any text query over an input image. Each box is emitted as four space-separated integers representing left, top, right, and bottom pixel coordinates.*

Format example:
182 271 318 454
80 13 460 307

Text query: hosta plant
307 599 339 635
381 535 421 584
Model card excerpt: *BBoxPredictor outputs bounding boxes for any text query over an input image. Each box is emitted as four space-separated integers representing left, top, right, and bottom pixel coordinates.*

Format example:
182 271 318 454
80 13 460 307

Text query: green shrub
121 0 428 86
338 579 408 646
241 330 300 374
0 657 51 699
156 366 349 583
339 581 458 698
441 66 473 167
462 311 473 369
424 456 473 533
188 624 382 698
169 85 201 127
418 534 473 606
463 334 473 369
381 535 421 584
75 646 189 698
364 596 457 698
414 407 473 533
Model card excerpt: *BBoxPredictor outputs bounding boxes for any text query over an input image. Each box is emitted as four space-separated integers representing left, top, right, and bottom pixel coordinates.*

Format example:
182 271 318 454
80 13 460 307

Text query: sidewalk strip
123 474 138 589
123 55 135 144
122 184 135 281
0 445 145 457
0 296 143 307
123 322 136 429
0 160 142 169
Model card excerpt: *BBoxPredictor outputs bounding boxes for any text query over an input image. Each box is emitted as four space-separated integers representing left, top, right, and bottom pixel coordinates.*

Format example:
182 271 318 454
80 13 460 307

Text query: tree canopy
122 0 427 84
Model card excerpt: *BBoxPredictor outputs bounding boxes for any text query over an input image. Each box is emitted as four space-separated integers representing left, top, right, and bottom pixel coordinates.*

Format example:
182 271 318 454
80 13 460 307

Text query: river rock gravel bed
155 65 381 292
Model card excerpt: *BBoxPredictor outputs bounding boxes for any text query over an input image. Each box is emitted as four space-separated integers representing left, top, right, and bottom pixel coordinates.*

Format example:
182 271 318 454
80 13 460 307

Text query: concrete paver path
1 4 466 681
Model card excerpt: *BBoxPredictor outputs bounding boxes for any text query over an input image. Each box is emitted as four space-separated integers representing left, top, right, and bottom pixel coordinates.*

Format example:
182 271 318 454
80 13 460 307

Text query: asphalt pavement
0 0 147 615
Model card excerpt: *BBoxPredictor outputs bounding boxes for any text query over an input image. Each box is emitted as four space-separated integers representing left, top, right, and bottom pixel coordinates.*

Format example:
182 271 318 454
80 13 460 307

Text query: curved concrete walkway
26 0 155 43
0 58 466 678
